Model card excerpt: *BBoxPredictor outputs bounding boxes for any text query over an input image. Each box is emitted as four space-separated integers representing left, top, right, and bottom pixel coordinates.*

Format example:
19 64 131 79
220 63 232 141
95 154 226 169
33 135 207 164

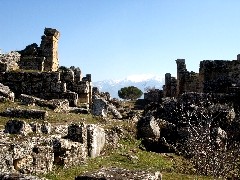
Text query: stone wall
1 28 92 105
163 73 177 97
0 71 79 106
59 67 93 104
0 120 106 174
164 55 240 97
19 28 60 72
199 59 240 93
144 89 163 102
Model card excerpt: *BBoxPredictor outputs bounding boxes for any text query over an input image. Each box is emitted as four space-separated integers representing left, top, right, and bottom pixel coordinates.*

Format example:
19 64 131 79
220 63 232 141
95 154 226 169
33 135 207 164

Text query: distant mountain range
93 74 164 99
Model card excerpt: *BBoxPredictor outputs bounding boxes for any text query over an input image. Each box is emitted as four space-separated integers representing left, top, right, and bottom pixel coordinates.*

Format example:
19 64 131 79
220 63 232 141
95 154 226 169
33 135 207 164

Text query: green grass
0 100 214 180
43 133 212 180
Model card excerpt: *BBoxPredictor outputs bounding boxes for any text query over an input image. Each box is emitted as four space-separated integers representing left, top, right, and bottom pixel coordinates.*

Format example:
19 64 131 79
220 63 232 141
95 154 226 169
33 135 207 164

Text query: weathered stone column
40 28 60 72
165 73 172 97
176 59 186 96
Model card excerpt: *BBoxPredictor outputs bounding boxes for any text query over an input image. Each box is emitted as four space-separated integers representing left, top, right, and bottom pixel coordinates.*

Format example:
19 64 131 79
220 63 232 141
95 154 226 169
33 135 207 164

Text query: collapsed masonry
0 28 92 105
0 120 106 174
163 54 240 97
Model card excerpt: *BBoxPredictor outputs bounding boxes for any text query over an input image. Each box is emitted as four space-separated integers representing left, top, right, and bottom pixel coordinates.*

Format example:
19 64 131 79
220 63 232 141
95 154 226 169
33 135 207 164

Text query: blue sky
1 0 240 81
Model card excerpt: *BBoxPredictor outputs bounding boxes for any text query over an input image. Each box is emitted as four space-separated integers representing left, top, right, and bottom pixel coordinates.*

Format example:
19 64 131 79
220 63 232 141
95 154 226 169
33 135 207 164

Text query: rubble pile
0 83 15 102
138 92 237 153
0 51 20 72
92 95 122 119
0 120 106 174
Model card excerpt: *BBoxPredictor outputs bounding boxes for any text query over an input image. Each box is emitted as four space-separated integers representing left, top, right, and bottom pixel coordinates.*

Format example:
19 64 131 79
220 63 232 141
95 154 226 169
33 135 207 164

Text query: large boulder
92 95 122 119
87 124 105 158
92 96 108 117
137 115 160 141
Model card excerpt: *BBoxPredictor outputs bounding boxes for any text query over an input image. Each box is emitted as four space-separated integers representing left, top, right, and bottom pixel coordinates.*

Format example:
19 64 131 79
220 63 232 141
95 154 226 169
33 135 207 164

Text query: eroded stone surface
75 167 162 180
0 83 15 102
0 120 106 175
3 108 48 120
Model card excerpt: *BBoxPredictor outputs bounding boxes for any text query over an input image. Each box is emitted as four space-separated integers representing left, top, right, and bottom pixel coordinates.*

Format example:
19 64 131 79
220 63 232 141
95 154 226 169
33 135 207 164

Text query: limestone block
31 82 43 93
42 82 51 92
13 155 33 174
73 81 89 94
44 28 60 39
19 94 42 106
29 72 43 82
4 119 33 135
60 70 74 82
31 145 54 174
0 83 14 102
74 69 82 82
61 91 78 106
19 57 45 71
3 108 48 120
67 123 87 143
68 107 89 114
11 141 34 160
0 72 5 81
21 82 32 95
48 99 69 112
42 72 60 82
5 72 24 82
78 93 89 104
87 124 105 158
92 96 108 117
137 115 160 141
50 82 66 93
108 104 122 119
53 124 68 136
0 51 20 72
52 138 87 167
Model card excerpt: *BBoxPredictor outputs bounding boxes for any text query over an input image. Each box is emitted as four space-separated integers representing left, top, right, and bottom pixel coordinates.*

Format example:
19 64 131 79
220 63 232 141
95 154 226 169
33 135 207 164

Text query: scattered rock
0 83 15 102
92 95 122 119
75 167 162 180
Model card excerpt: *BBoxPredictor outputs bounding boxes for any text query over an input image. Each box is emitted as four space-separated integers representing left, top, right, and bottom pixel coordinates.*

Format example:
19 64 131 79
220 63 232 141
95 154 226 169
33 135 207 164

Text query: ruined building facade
164 54 240 97
0 28 92 105
18 28 60 72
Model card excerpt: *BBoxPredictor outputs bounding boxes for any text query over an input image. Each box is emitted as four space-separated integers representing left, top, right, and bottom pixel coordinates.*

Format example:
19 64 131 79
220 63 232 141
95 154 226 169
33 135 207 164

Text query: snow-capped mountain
93 74 165 99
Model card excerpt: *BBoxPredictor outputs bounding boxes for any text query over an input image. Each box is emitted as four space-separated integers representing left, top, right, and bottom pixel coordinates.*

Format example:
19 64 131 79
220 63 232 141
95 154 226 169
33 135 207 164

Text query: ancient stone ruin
18 28 60 72
0 120 106 175
163 54 240 97
0 28 92 105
